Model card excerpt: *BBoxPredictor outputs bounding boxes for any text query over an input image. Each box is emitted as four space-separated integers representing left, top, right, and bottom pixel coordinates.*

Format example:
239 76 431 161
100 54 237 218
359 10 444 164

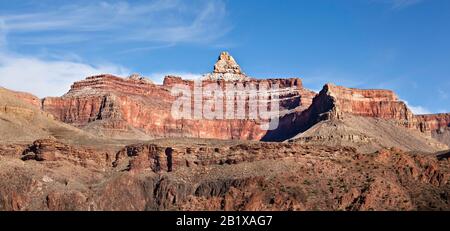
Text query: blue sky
0 0 449 114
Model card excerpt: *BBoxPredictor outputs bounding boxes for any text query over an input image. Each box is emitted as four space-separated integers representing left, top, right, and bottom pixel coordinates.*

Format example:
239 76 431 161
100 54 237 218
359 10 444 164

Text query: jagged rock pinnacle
203 51 250 81
214 51 243 74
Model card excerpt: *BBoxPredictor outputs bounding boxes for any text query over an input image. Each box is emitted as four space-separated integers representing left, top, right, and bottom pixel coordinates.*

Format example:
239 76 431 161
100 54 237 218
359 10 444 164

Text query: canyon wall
41 74 449 145
263 83 412 140
319 84 450 136
324 84 414 121
415 113 450 132
263 83 448 144
37 51 449 144
42 74 315 140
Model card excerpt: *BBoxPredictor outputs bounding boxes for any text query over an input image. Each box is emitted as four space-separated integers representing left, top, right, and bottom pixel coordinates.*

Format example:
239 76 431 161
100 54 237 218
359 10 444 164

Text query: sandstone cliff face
323 84 414 121
415 113 450 132
0 87 103 145
264 83 395 141
264 83 449 150
313 84 450 137
42 73 315 140
414 114 450 146
22 139 111 168
322 84 449 145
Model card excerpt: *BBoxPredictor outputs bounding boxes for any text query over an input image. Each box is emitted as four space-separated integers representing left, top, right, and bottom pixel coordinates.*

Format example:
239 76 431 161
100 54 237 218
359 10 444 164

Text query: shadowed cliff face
262 84 412 141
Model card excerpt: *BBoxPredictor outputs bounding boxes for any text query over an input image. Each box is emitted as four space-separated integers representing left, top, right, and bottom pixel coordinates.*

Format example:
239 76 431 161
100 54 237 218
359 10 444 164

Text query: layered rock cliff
2 51 450 212
42 73 315 140
415 113 450 132
415 113 450 146
264 83 448 152
264 84 413 140
40 62 448 147
1 51 441 147
322 84 414 121
321 85 449 144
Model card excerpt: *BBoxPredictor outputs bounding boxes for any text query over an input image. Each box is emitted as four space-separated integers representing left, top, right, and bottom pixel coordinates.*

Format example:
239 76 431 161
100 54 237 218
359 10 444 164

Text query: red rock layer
42 74 315 140
321 85 450 135
262 83 446 142
163 75 314 115
415 113 450 132
324 84 414 121
41 75 449 143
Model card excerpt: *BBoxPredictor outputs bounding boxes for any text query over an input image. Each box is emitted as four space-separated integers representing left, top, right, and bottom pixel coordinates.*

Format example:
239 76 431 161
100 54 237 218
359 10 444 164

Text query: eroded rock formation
203 51 250 81
265 83 449 152
21 139 111 167
41 55 316 140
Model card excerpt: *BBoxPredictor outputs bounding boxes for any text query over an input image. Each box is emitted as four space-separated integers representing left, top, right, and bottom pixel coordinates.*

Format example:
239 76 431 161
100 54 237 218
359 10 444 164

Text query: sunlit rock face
202 51 251 81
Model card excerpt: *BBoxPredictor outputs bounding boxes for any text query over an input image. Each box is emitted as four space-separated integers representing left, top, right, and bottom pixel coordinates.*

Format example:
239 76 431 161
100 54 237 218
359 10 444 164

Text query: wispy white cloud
0 0 230 46
0 19 6 49
0 0 229 98
409 105 431 115
390 0 424 9
438 89 448 100
117 43 177 55
404 100 431 115
0 52 130 97
372 0 424 9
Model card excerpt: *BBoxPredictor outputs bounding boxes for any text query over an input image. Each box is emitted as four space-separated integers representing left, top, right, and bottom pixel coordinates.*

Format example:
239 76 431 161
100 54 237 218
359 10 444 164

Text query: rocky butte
42 52 317 140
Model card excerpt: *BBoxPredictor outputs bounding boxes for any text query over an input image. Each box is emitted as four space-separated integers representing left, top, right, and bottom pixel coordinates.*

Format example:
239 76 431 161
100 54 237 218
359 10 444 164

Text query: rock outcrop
202 51 250 81
414 114 450 146
264 83 448 152
415 113 450 132
322 84 414 121
21 139 111 167
214 51 243 75
0 87 100 145
5 51 450 148
310 85 450 138
264 83 414 140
